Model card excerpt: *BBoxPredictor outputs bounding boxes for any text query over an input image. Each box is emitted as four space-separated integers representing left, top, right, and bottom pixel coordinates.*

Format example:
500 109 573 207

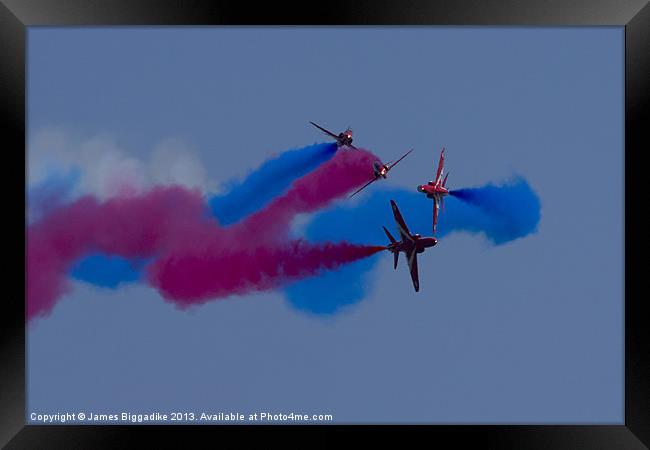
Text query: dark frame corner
2 0 648 448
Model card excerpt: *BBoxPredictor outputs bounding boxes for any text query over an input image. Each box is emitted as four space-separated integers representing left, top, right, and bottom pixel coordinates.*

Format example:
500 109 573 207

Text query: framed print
2 0 648 447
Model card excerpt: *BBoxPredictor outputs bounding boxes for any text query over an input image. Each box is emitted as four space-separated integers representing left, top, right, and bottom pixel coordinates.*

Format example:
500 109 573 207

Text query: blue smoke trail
208 142 337 225
27 167 81 223
449 178 542 245
284 176 540 315
69 254 149 288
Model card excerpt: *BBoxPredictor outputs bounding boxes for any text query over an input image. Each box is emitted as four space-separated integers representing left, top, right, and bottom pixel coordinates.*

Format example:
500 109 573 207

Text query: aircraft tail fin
382 226 397 244
442 171 449 187
393 252 399 270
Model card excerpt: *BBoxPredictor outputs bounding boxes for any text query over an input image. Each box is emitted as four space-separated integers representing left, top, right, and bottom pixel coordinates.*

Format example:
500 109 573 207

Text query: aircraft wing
349 177 378 198
406 248 420 292
435 148 445 184
390 200 414 242
309 121 339 139
347 143 359 150
387 148 413 170
433 196 439 235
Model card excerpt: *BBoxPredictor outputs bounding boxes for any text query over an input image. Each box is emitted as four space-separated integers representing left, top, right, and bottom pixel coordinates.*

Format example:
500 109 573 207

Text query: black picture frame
3 0 648 447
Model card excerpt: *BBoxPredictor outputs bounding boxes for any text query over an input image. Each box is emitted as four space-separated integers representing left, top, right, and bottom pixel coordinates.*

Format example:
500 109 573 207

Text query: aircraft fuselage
372 161 389 179
388 235 437 255
336 132 353 147
417 183 449 198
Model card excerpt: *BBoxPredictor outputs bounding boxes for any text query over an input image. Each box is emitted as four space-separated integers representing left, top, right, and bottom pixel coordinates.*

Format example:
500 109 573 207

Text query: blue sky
27 27 623 423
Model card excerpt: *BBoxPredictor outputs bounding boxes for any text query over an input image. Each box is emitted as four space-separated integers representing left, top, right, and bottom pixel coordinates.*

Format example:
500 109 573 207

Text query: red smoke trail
27 148 383 321
27 186 213 320
230 148 378 244
147 241 385 305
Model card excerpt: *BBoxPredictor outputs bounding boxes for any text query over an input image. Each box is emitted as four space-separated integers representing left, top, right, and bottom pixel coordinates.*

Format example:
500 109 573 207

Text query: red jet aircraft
383 200 438 292
309 121 358 150
348 149 414 198
417 148 449 235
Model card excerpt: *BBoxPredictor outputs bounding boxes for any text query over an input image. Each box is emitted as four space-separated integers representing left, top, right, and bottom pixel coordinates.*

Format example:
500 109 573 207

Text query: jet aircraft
416 148 450 235
348 149 414 198
309 121 358 150
383 200 438 292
